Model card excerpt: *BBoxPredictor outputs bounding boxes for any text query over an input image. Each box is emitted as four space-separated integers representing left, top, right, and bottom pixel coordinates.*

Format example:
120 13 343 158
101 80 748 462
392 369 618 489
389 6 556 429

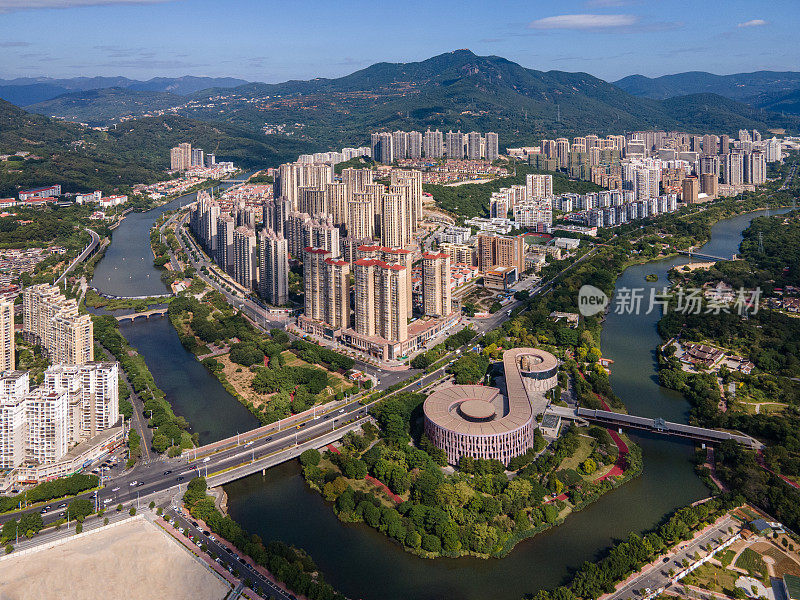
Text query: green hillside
0 100 317 197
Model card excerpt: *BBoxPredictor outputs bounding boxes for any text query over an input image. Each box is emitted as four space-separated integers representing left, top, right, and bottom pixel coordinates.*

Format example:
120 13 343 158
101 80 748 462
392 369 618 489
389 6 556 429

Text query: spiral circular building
423 348 558 466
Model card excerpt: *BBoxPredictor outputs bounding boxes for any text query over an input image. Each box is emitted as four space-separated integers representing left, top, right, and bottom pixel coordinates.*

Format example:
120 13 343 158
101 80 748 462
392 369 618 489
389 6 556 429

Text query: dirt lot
0 517 230 600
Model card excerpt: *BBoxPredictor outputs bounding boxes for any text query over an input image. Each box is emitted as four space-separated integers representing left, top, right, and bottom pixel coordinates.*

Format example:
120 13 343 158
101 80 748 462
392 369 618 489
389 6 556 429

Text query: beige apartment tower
0 300 14 372
422 252 451 318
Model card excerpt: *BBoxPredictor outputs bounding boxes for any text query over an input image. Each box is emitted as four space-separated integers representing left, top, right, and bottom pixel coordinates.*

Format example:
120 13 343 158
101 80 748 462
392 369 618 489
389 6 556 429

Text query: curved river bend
92 198 781 600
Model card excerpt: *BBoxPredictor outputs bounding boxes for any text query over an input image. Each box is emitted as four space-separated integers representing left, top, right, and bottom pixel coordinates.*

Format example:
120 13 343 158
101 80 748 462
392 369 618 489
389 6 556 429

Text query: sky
0 0 797 83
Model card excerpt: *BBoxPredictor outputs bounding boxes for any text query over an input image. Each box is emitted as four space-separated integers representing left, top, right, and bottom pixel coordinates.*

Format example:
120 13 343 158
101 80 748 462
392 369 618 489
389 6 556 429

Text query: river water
92 199 781 600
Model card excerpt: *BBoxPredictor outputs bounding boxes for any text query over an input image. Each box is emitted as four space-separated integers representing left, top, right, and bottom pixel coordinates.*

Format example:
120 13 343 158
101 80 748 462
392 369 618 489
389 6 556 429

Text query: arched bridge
116 307 169 322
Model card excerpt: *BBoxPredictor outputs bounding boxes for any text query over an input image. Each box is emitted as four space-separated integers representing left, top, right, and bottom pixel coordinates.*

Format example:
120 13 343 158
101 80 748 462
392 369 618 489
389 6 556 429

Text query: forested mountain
0 100 316 197
614 70 800 115
0 75 248 107
19 51 799 148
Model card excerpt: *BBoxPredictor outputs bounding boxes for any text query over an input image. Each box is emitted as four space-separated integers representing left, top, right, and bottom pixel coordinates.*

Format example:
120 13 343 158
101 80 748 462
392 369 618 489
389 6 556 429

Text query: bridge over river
546 406 762 449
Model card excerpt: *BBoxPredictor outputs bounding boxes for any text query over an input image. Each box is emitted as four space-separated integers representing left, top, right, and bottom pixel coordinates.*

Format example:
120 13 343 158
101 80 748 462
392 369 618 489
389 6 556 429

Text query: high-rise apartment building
170 142 192 171
682 177 699 203
446 131 464 159
466 132 482 160
371 132 394 164
324 258 351 331
233 226 258 289
744 151 766 185
22 284 93 366
422 252 451 318
700 173 718 199
259 229 289 306
324 182 349 227
299 187 328 217
477 234 525 274
0 299 14 373
263 196 292 238
353 259 408 342
304 215 340 258
214 214 234 274
348 194 375 241
424 129 444 159
389 169 423 232
702 134 718 156
526 174 553 200
303 247 330 324
724 152 744 185
486 132 499 162
380 192 409 249
408 131 423 159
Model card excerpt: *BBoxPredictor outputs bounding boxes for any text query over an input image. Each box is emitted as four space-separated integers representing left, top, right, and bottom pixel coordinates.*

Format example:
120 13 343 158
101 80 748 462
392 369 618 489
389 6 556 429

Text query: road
606 514 739 600
54 227 100 285
167 508 295 600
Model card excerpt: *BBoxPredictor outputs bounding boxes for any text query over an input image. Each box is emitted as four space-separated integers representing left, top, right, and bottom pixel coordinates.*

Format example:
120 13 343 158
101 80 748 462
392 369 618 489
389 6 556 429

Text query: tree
4 545 12 554
581 458 597 475
299 449 321 467
130 506 136 516
68 498 93 522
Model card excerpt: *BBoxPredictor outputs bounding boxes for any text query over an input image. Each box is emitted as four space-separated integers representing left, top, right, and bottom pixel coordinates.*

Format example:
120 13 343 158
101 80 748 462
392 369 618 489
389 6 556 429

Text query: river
92 199 782 600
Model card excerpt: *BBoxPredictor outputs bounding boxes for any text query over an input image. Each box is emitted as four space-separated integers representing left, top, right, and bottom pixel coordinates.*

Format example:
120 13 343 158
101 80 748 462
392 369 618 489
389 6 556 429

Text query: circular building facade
423 348 558 466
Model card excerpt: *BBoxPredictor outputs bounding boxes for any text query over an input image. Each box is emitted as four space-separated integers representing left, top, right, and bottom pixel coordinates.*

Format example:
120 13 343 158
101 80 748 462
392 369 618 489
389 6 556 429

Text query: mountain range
614 70 800 109
15 51 799 150
0 76 248 107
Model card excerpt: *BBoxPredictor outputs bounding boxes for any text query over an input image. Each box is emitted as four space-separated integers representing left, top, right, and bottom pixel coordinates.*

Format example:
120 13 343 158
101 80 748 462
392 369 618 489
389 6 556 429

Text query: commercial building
424 348 558 465
22 284 93 366
485 132 499 162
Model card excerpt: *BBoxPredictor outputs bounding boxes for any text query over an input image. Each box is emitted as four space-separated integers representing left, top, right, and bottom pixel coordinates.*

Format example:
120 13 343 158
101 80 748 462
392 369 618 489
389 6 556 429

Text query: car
111 487 120 492
58 503 67 508
209 535 216 542
40 508 48 514
136 482 144 487
245 441 253 447
129 481 137 486
663 557 669 562
191 520 198 527
103 498 112 504
163 470 172 475
177 476 184 481
265 436 273 442
202 457 210 463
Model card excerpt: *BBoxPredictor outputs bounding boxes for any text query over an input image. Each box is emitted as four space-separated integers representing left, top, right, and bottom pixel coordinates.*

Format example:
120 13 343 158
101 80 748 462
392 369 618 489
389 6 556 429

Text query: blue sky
0 0 797 82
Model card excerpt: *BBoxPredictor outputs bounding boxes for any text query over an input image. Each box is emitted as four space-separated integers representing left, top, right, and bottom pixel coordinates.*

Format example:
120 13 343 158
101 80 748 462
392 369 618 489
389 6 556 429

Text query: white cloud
737 19 768 28
0 0 173 12
528 14 639 30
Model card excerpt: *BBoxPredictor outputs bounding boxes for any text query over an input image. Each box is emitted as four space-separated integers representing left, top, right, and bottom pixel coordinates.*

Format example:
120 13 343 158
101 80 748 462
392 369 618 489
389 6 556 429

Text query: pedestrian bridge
677 250 734 262
116 307 169 322
546 406 762 448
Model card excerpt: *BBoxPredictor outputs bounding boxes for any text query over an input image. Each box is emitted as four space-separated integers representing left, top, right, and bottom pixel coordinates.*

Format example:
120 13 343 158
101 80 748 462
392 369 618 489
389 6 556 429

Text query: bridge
116 307 169 322
90 288 173 301
546 406 763 449
677 250 734 262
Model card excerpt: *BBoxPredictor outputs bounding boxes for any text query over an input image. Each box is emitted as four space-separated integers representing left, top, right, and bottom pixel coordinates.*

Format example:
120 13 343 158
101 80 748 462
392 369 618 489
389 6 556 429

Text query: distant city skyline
0 0 796 82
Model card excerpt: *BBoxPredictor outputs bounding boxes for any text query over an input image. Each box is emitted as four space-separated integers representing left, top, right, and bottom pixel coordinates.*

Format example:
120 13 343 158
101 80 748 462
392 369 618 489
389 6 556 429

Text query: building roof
785 574 800 600
423 347 555 437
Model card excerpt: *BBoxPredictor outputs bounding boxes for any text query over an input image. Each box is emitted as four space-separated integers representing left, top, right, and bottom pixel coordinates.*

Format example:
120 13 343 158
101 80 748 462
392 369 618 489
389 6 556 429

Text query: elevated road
54 228 100 285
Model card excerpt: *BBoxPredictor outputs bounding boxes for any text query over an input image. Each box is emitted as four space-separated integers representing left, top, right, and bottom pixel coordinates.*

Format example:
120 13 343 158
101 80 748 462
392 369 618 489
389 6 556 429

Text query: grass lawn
683 562 739 596
558 434 595 472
